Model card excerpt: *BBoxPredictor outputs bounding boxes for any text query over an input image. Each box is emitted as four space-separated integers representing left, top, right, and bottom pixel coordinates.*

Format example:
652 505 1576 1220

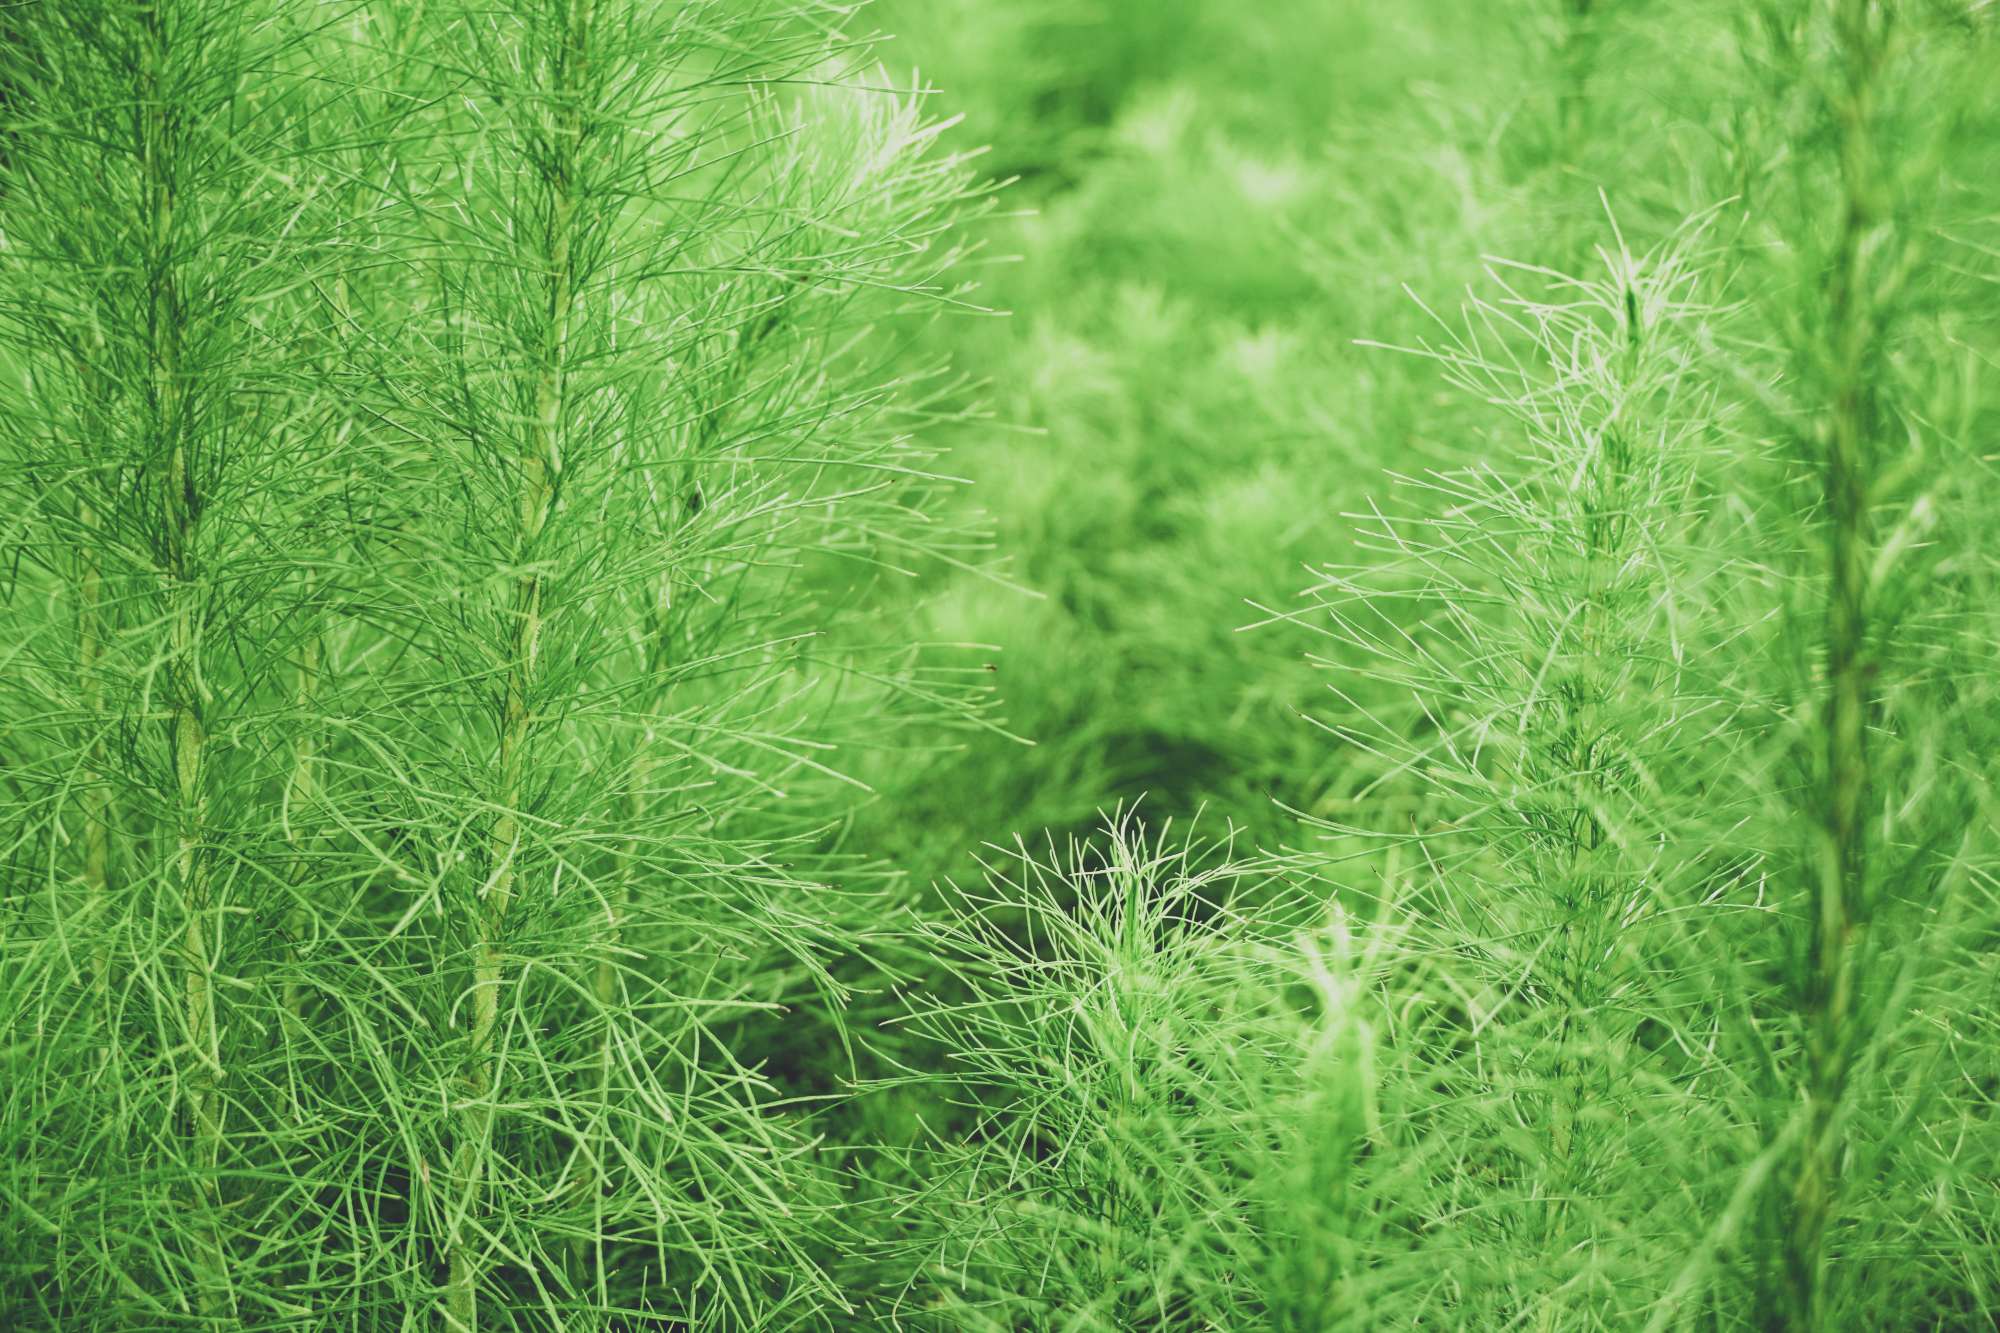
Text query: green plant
1723 3 2000 1325
1785 2 1887 1318
839 0 1547 886
0 1 337 1317
0 0 988 1325
3 0 1997 1328
1272 219 1793 1325
884 813 1405 1330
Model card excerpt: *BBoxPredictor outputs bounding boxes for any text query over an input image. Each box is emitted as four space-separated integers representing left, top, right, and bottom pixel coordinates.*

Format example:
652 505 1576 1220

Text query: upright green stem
1787 1 1884 1324
285 267 347 1024
77 494 112 999
140 0 228 1311
1538 330 1649 1259
65 335 119 1004
445 5 589 1325
1559 0 1597 153
284 566 319 1022
570 744 643 1289
600 756 643 1016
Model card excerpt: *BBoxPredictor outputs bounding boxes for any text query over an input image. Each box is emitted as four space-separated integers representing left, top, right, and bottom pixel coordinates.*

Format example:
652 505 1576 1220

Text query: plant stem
570 746 643 1290
284 566 319 1023
77 494 111 1002
285 263 347 1025
1559 0 1597 153
1787 1 1885 1324
140 0 228 1311
445 4 590 1325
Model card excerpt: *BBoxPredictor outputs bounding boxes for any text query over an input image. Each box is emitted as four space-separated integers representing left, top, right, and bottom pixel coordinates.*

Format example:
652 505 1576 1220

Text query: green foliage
1292 224 1791 1328
850 2 2000 1327
0 0 984 1325
883 816 1397 1330
847 0 1552 882
2 0 1997 1330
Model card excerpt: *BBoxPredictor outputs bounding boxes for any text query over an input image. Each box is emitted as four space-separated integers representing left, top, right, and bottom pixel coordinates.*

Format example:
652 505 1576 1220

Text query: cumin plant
887 816 1332 1329
0 0 990 1324
315 2 992 1326
0 0 347 1320
1784 4 1889 1318
1270 220 1796 1325
1712 2 2000 1324
879 814 1500 1331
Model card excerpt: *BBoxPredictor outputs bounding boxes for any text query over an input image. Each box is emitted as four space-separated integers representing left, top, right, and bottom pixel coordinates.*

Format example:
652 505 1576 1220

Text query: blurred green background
838 0 1685 879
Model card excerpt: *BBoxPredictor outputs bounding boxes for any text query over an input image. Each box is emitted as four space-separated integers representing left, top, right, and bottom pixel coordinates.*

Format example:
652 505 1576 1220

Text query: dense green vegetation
1 0 1995 1329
